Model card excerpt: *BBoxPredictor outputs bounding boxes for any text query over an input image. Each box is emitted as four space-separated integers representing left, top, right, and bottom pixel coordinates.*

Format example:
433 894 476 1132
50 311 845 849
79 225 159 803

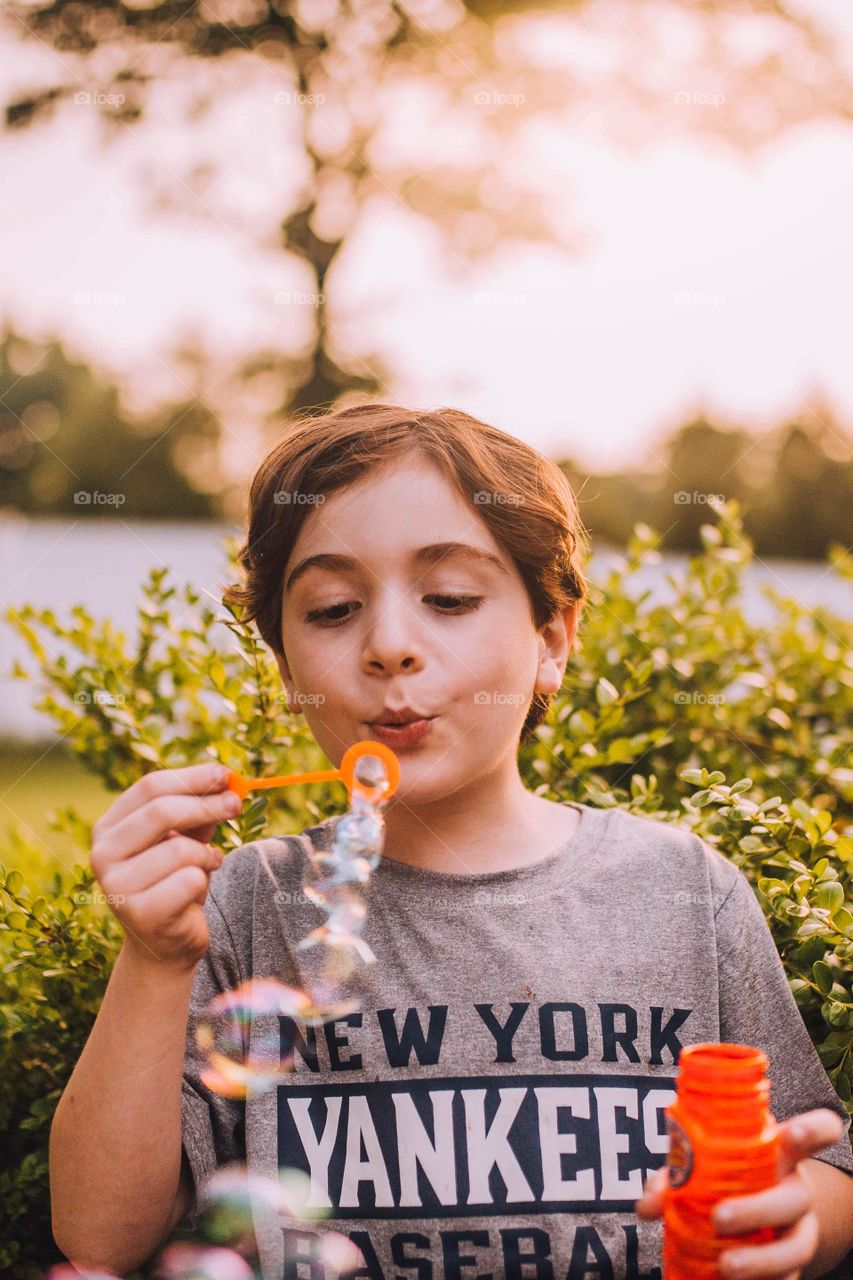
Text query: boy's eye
304 595 484 626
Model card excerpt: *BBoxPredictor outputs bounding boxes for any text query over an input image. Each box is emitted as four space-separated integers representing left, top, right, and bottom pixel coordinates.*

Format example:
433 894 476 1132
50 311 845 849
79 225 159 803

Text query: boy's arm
800 1158 853 1280
49 941 198 1272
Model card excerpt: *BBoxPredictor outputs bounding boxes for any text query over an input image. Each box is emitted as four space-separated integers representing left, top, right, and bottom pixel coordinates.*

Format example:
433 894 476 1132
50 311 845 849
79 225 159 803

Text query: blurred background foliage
2 323 851 556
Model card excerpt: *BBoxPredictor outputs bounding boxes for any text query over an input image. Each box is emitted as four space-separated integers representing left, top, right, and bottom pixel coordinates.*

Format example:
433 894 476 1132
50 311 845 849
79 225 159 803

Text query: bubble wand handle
224 740 400 801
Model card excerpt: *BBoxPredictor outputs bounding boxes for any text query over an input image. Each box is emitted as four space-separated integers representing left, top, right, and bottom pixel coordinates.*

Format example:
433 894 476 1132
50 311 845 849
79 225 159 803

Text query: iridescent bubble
196 979 312 1098
199 1164 327 1246
155 1242 254 1280
319 1231 366 1277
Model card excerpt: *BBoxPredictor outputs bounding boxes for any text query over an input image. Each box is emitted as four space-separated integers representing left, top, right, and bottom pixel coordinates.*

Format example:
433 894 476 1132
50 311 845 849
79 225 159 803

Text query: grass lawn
0 738 113 884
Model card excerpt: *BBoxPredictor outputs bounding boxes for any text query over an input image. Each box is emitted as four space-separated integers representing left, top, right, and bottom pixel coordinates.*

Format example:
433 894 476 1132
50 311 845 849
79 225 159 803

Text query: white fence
1 514 850 742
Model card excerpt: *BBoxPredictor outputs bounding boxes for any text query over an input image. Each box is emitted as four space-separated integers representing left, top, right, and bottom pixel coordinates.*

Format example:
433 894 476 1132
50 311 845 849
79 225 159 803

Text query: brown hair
223 402 589 745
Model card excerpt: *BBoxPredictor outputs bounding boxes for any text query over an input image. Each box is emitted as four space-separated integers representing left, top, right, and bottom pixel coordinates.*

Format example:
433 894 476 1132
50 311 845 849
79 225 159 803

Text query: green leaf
814 883 844 916
605 737 637 764
813 961 834 995
5 870 24 896
827 1002 851 1029
797 936 827 968
833 908 853 937
595 677 619 706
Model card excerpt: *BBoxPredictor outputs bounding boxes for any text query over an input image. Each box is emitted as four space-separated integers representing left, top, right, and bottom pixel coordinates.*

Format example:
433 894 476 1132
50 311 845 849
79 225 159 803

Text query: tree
4 0 853 422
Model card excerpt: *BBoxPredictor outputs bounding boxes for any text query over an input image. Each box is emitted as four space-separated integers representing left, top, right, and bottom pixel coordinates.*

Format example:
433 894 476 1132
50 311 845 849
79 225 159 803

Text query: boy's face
276 455 576 802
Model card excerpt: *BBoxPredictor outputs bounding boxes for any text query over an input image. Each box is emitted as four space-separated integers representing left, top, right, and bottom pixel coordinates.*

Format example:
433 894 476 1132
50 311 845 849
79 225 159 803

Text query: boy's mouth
368 706 433 727
365 718 435 749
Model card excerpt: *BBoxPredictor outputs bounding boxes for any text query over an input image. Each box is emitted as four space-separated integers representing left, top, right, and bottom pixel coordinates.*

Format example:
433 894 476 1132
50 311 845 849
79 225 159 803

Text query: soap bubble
199 1164 326 1246
318 1231 366 1276
281 1228 367 1280
196 978 313 1098
354 753 384 784
155 1242 254 1280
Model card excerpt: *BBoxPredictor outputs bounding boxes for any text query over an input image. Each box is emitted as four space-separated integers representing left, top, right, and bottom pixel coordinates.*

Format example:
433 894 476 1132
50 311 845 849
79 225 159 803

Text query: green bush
1 505 851 1278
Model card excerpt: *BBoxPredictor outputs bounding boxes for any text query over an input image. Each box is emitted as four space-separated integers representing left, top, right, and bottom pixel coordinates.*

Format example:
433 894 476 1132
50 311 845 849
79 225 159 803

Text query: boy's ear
535 601 579 696
274 651 299 711
274 655 303 716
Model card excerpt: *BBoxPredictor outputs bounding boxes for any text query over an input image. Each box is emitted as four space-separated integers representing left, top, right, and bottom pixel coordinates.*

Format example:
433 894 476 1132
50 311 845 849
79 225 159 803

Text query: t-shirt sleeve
714 863 853 1177
180 878 248 1217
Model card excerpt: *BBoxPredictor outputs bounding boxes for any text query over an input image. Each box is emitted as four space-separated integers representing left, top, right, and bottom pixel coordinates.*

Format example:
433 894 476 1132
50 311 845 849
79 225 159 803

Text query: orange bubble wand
223 739 400 803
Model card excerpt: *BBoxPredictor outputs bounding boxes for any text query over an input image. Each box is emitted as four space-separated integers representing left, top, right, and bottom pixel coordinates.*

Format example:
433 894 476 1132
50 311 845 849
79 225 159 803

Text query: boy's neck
375 771 581 876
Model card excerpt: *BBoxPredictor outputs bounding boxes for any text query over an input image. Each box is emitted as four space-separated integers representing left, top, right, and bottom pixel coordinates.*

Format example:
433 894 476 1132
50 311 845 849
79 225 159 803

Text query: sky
2 1 853 474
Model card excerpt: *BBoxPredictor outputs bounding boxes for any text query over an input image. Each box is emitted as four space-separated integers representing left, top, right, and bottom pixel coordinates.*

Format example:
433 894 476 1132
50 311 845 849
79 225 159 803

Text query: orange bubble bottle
662 1043 781 1279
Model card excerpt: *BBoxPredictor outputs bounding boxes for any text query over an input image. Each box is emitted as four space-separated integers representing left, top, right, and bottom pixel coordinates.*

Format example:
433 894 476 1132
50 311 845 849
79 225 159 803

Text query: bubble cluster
176 754 391 1278
39 754 391 1280
196 753 391 1097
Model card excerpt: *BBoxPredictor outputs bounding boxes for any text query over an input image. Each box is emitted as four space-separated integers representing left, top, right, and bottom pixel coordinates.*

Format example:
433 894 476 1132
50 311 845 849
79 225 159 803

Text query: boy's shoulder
586 802 744 906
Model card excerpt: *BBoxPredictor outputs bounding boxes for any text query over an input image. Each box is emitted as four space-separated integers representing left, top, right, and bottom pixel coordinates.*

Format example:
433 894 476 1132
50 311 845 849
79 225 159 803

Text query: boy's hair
223 402 589 745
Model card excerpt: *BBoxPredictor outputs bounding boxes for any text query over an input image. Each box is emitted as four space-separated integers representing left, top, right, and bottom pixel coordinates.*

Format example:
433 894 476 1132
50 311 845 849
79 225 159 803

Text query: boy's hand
636 1107 844 1278
89 762 243 970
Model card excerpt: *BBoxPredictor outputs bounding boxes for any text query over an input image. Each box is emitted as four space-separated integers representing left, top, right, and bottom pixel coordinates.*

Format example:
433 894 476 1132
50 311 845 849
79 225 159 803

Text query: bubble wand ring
223 739 400 803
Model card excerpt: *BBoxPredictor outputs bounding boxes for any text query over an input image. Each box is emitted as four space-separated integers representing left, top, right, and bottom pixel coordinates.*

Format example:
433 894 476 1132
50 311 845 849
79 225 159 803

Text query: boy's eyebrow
285 541 510 592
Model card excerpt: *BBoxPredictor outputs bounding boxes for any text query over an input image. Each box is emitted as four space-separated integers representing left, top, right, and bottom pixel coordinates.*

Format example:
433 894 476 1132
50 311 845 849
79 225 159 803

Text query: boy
50 404 853 1279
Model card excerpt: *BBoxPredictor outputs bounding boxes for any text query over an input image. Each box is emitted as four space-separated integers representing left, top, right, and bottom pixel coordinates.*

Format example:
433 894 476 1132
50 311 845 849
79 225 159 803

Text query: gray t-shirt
180 801 853 1280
